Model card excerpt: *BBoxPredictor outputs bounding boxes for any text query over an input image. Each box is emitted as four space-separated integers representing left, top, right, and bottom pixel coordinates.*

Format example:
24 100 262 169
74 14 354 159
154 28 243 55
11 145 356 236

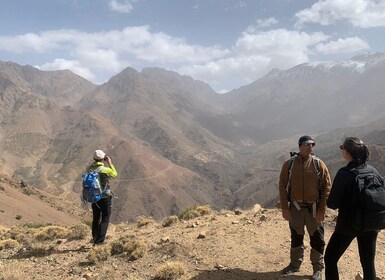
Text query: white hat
94 150 106 160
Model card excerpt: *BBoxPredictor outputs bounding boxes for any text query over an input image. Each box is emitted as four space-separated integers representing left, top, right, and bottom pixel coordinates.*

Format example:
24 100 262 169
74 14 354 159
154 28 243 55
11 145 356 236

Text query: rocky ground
0 205 385 280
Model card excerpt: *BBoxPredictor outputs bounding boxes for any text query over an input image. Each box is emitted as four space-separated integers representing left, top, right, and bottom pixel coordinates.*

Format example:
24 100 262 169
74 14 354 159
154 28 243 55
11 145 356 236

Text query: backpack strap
90 166 105 173
285 155 296 194
311 155 322 194
286 156 302 211
286 154 322 217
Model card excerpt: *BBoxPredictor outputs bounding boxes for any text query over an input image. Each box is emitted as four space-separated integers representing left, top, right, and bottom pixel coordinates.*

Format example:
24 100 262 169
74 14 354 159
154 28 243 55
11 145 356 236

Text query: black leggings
92 196 112 245
324 231 378 280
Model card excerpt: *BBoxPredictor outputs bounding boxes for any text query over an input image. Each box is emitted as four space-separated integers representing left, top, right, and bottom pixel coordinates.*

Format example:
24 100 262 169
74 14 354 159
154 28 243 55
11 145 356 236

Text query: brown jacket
279 154 331 213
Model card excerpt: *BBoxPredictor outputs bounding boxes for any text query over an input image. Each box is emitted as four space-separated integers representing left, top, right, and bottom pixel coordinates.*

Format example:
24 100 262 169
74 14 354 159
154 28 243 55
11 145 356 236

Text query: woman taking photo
325 137 381 280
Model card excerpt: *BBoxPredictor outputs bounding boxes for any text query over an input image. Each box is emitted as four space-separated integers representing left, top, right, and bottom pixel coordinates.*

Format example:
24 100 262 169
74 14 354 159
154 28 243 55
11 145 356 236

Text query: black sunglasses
302 143 315 147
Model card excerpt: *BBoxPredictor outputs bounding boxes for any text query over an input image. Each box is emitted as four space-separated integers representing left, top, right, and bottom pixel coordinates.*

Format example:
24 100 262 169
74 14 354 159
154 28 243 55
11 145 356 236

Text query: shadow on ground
189 268 311 280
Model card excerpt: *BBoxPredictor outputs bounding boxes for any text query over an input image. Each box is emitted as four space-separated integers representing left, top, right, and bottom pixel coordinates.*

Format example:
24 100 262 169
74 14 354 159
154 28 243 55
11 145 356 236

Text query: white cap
93 150 106 160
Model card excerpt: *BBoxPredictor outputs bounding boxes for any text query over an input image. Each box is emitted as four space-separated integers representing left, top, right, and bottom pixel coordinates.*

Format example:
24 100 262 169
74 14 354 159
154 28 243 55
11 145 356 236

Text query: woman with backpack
325 137 382 280
88 149 118 245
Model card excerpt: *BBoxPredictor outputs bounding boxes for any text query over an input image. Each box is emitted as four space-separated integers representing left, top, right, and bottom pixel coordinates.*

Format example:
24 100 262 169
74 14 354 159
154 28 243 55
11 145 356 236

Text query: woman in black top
324 137 378 280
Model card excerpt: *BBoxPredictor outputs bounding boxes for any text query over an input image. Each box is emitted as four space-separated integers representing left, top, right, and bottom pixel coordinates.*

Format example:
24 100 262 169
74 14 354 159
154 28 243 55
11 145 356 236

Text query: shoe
281 264 300 275
311 270 322 280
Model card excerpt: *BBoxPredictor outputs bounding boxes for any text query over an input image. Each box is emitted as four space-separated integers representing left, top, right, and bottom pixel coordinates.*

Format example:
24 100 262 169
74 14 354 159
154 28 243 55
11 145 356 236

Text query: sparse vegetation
4 226 32 244
0 239 20 250
82 219 93 227
0 208 383 279
154 261 186 280
33 225 69 241
162 215 179 227
67 223 89 240
21 222 45 229
136 215 156 227
110 234 147 260
178 205 212 220
87 245 111 263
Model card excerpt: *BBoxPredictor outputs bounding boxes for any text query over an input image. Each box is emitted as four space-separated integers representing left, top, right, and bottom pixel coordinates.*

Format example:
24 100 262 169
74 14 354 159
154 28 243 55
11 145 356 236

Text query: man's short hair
298 135 315 146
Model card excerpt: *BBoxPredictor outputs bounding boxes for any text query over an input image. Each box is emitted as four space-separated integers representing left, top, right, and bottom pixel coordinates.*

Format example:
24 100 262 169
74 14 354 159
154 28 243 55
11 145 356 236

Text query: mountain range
1 52 385 223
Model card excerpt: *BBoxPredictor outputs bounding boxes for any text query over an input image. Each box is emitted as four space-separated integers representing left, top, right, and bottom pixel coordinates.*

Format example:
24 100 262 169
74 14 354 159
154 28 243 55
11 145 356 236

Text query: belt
291 200 317 218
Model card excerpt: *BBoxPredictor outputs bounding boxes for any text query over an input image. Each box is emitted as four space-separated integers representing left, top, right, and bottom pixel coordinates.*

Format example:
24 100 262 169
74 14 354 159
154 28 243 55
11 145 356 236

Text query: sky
1 0 385 93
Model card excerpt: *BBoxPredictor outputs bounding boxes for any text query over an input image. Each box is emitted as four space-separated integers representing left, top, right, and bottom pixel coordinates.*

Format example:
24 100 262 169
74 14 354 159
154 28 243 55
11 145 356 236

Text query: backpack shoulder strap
286 155 296 194
311 155 322 194
90 166 105 173
311 155 321 174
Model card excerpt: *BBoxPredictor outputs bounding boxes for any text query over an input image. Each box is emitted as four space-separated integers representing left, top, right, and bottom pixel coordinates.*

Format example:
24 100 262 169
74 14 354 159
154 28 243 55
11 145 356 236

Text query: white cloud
0 22 374 92
0 33 59 53
315 37 370 54
109 0 134 14
37 59 95 80
0 26 229 85
179 29 330 91
295 0 385 28
235 1 247 8
256 17 279 28
235 29 328 60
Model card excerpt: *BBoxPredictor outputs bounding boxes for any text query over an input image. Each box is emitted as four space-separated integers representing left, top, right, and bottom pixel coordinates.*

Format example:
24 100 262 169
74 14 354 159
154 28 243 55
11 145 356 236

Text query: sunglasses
303 143 315 147
339 145 345 150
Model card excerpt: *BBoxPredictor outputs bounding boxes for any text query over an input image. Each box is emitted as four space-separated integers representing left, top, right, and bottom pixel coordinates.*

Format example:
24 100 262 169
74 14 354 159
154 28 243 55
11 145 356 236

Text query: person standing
279 135 332 280
89 149 118 245
325 137 379 280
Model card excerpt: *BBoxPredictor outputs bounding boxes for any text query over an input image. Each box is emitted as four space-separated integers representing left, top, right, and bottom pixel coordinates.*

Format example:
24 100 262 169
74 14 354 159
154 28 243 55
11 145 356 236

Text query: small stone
234 208 243 215
160 236 170 243
197 232 206 239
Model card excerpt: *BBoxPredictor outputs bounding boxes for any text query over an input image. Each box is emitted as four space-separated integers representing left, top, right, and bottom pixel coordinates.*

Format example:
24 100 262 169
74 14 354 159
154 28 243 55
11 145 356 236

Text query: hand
104 156 112 165
282 209 291 221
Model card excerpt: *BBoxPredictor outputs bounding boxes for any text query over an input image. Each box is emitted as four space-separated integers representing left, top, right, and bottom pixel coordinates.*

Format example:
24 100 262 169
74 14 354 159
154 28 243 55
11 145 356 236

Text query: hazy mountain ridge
218 52 385 142
1 53 385 223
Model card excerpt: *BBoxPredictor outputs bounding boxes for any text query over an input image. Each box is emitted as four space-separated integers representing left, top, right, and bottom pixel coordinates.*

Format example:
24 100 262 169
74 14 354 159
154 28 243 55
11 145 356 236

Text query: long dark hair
342 137 370 164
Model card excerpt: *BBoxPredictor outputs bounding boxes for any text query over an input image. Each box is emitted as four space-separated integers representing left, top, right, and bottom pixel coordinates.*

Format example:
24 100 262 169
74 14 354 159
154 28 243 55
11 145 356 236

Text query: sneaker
311 270 322 280
281 264 300 275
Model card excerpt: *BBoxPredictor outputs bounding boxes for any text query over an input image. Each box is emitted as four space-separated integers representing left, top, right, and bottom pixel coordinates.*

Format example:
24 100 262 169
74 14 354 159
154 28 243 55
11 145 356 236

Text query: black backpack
349 165 385 232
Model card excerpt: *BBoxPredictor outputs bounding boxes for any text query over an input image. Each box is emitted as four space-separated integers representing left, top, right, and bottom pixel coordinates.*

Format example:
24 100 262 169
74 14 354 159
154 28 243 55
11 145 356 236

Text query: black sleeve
327 168 354 209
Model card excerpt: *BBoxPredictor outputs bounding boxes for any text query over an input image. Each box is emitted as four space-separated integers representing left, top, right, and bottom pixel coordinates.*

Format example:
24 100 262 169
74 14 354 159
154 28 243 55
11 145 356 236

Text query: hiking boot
281 264 300 275
311 270 322 280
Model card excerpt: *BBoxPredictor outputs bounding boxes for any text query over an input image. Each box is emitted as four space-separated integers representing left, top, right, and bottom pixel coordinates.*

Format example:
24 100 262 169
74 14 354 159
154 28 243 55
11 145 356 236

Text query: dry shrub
4 226 32 244
195 205 212 215
110 234 147 260
178 205 212 220
34 225 69 241
88 245 111 263
0 226 8 239
0 239 20 250
67 223 89 241
162 215 179 227
136 215 156 227
155 261 186 280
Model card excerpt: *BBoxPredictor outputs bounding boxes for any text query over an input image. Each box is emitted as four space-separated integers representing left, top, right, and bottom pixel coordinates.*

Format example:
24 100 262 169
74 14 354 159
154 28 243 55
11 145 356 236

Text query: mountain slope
0 174 80 227
220 52 385 142
2 54 385 225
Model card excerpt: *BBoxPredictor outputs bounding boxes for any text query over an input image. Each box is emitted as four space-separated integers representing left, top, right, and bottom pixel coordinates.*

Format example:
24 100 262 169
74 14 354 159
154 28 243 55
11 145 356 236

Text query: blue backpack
82 166 105 203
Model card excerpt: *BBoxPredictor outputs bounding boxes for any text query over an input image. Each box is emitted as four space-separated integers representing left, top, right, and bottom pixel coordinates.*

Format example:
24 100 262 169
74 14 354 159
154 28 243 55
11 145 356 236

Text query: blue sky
1 0 385 92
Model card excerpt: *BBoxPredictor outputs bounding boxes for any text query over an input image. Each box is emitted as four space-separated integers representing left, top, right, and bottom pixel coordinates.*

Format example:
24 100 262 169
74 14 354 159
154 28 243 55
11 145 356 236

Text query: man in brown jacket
279 135 331 280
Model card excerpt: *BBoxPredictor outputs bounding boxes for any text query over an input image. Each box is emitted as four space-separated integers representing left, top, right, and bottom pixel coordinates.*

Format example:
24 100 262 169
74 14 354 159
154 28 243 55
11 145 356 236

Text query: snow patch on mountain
308 52 385 73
